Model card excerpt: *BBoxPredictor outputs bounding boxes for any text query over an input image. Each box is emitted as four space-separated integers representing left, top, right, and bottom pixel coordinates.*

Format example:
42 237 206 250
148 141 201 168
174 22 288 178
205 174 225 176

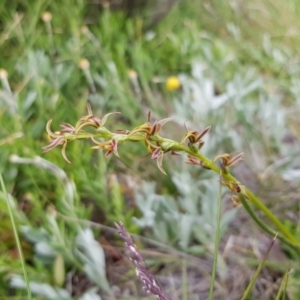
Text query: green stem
239 195 299 254
241 234 277 300
173 143 300 249
242 188 298 245
0 173 33 300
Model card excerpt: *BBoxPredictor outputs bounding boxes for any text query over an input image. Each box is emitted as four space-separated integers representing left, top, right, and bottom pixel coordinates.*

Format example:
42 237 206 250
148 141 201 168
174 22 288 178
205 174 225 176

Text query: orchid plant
43 104 300 253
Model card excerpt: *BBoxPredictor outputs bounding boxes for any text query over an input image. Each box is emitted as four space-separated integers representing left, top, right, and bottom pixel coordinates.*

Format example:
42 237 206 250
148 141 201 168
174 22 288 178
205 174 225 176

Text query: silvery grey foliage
10 276 72 300
75 228 110 292
134 169 236 251
79 288 102 300
10 276 102 300
12 225 109 298
172 57 296 176
10 155 78 214
173 62 263 152
10 156 109 292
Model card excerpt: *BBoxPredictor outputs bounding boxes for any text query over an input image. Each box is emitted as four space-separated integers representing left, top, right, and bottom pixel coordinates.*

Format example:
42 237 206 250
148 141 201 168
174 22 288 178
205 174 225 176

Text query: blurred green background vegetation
1 0 300 299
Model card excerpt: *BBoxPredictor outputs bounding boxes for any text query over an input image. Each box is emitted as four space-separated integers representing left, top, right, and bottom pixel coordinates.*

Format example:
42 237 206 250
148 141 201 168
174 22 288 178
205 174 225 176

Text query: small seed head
79 58 90 70
80 25 89 34
0 69 8 79
128 69 138 79
42 11 52 23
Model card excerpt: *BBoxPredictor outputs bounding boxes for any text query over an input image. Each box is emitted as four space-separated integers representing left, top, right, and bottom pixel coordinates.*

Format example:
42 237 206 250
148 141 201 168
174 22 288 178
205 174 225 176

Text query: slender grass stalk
0 173 33 300
182 259 187 300
275 268 290 300
41 12 55 56
241 233 277 300
208 173 223 300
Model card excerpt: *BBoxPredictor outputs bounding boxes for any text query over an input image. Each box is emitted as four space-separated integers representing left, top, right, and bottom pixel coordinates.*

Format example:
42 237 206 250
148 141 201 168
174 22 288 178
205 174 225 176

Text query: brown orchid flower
91 136 120 158
129 111 173 137
143 139 180 175
185 154 210 169
42 120 75 163
220 179 245 194
75 103 119 134
151 147 166 174
214 152 244 173
181 123 211 151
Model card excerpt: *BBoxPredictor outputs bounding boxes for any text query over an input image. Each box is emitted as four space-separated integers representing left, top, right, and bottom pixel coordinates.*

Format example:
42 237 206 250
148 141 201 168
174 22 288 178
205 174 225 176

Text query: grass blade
182 259 187 300
0 173 32 300
275 268 290 300
241 233 278 300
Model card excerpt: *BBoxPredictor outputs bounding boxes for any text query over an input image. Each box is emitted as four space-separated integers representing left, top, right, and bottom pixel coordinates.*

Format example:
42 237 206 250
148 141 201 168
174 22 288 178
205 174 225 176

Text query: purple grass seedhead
115 222 172 300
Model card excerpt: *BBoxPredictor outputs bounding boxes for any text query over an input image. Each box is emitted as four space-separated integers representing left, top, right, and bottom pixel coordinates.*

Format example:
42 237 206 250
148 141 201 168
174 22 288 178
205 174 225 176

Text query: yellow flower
165 76 181 91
